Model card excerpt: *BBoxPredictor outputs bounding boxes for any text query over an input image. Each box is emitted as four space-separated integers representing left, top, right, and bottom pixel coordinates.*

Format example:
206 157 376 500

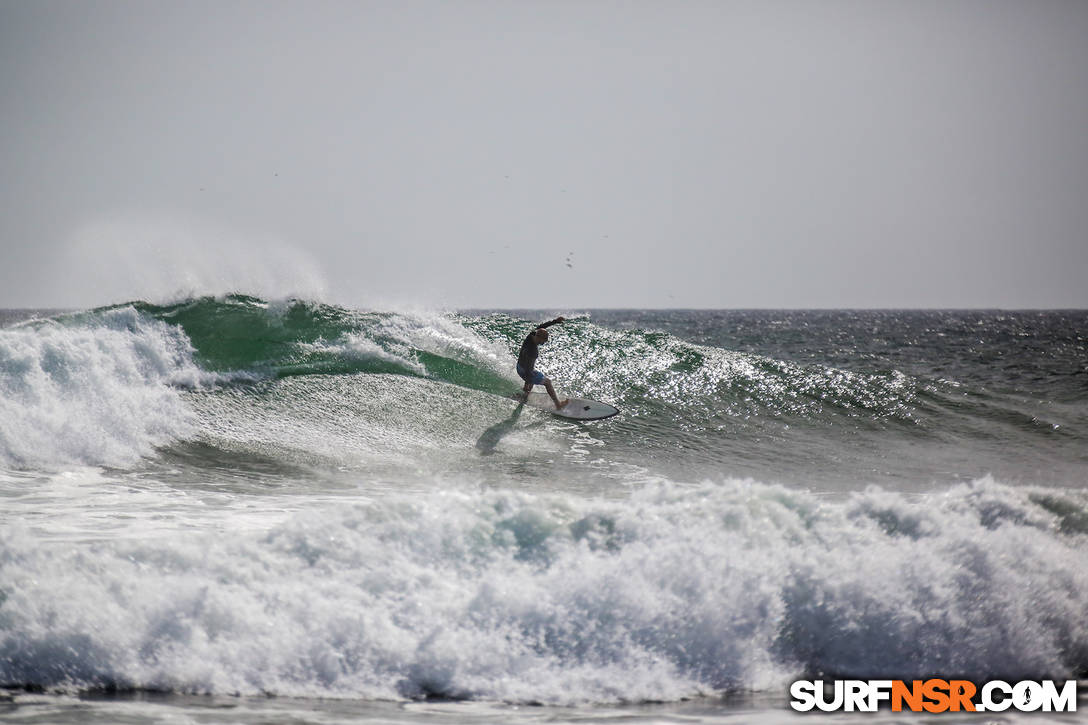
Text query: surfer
517 316 569 409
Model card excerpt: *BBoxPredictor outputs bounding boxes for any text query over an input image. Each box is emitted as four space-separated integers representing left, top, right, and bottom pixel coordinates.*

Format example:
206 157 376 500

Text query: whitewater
1 297 1086 724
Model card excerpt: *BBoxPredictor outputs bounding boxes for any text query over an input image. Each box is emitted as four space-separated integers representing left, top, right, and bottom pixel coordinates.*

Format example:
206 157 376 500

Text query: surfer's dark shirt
517 319 562 371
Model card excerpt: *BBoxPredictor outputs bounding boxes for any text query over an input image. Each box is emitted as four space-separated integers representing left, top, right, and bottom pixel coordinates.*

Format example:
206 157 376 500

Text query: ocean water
1 297 1086 724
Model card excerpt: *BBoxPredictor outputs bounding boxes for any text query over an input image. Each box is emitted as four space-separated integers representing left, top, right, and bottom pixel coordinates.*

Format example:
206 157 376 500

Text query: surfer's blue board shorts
516 364 545 385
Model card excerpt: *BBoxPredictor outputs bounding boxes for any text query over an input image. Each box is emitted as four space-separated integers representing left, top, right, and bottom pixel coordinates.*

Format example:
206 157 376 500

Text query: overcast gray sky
2 0 1086 309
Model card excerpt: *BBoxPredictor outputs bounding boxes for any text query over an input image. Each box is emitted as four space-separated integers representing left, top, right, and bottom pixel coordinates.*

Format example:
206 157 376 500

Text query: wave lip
1 479 1085 703
0 306 199 468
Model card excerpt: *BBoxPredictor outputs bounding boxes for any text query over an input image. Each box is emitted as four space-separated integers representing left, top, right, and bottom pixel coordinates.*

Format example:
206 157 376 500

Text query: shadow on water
476 401 527 456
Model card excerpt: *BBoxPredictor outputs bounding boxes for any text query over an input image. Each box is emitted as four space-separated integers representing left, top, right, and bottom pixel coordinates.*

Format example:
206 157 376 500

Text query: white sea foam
302 309 520 384
0 308 199 468
1 478 1085 703
370 310 516 378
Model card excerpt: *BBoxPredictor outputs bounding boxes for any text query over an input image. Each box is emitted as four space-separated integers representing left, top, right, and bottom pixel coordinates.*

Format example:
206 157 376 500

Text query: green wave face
95 295 516 392
137 294 363 373
71 297 1015 438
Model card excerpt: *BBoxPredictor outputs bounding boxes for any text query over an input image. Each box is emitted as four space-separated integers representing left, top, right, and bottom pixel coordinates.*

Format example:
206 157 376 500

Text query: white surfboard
513 391 620 421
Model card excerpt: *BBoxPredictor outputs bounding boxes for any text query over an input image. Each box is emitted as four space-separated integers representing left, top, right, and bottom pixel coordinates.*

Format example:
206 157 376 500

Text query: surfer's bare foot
556 399 569 409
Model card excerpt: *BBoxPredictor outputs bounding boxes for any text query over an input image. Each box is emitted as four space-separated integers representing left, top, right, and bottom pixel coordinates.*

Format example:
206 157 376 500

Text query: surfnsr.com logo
789 679 1078 713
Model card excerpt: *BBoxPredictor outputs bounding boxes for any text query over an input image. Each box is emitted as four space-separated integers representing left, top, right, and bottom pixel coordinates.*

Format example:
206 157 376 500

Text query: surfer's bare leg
543 379 569 409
